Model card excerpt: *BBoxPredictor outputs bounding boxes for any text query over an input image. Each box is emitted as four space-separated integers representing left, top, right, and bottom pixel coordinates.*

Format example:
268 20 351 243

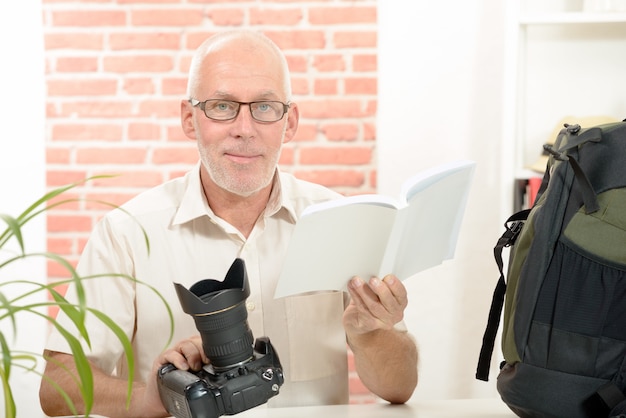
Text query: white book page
378 161 476 277
391 166 474 279
401 159 476 200
274 203 398 298
301 193 401 216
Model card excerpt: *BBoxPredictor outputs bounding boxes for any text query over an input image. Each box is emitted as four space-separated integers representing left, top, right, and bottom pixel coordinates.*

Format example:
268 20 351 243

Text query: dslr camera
157 259 284 418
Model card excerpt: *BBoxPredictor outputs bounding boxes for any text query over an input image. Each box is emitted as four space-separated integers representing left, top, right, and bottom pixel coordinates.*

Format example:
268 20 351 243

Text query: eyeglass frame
189 98 291 123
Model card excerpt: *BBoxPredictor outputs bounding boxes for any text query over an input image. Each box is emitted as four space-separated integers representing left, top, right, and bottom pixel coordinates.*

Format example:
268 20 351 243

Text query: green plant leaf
0 290 18 338
0 365 16 418
0 176 99 247
86 308 136 409
0 331 12 382
0 214 24 254
48 288 91 347
40 312 95 416
0 175 117 250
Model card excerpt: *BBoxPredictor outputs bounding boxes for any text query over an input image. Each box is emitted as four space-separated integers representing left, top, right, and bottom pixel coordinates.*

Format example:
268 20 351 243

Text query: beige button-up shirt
45 164 350 407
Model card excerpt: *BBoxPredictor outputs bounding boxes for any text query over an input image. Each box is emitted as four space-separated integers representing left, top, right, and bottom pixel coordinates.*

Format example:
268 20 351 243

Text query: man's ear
181 99 196 140
282 103 299 144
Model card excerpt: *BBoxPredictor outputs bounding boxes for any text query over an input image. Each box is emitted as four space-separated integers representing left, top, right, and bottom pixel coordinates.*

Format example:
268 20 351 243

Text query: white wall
378 0 507 400
0 1 47 416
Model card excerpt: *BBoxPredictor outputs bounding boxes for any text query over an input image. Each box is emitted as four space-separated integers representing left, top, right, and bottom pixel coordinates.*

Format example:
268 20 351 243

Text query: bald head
186 30 292 101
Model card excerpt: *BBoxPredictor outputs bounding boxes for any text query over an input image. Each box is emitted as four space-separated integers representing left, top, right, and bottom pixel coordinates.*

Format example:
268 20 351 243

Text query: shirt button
246 301 256 311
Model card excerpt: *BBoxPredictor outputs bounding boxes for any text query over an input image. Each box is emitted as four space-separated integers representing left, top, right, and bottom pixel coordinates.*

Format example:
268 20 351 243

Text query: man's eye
216 102 234 111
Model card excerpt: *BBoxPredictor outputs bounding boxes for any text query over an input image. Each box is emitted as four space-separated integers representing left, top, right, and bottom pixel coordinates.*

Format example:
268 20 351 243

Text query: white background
0 0 47 416
378 0 507 400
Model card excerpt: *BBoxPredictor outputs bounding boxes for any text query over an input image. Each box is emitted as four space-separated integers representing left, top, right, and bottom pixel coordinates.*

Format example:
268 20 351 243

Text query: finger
159 349 189 371
347 277 367 303
159 338 205 371
189 335 209 364
349 276 393 320
362 276 406 324
177 339 205 371
345 278 383 332
381 275 408 308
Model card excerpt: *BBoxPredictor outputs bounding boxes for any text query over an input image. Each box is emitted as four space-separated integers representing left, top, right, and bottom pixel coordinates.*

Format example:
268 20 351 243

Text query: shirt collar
268 168 298 223
171 162 212 226
172 162 297 226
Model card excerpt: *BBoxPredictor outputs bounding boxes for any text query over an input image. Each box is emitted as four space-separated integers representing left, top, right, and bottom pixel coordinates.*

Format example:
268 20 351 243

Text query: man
39 30 418 417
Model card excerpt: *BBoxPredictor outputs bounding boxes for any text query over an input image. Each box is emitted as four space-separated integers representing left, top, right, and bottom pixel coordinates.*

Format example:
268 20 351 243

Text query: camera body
157 337 284 418
156 259 284 418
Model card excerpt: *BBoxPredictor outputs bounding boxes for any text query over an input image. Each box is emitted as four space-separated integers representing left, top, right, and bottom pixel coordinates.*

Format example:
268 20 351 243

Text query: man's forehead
197 61 285 100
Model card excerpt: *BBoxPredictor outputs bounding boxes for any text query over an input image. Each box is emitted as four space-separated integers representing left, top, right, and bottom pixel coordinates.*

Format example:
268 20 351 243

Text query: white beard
198 142 280 197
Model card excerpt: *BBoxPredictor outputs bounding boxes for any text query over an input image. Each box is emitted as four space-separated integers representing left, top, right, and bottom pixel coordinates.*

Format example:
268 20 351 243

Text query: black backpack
476 119 626 418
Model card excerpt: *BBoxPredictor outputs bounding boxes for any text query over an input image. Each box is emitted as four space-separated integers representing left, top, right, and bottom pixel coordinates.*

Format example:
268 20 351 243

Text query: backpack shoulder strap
476 209 530 381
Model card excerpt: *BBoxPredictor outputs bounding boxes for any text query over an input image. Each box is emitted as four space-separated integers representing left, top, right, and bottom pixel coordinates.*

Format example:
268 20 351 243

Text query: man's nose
230 104 256 136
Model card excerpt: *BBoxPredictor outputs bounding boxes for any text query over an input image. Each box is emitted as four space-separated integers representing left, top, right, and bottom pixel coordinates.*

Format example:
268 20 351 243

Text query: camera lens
174 259 255 370
192 298 254 370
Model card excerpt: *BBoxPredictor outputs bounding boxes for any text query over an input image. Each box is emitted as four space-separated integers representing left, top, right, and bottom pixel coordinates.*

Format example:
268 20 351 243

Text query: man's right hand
156 334 208 372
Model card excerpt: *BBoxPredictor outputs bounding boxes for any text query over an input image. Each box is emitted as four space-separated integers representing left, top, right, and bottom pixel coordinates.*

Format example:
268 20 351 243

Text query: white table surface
67 397 515 418
235 398 516 418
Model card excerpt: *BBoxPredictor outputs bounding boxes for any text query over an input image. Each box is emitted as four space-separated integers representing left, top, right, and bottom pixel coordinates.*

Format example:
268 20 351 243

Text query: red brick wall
43 0 378 404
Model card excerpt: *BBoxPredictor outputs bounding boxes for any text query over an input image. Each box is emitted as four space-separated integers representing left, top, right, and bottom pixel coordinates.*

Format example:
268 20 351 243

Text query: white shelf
520 12 626 24
504 1 626 212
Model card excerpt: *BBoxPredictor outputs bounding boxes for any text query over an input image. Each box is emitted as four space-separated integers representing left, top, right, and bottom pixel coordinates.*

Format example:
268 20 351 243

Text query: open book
274 160 476 298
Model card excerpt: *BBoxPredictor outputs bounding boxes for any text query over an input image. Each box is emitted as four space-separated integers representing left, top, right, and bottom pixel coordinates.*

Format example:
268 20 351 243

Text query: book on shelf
274 159 477 298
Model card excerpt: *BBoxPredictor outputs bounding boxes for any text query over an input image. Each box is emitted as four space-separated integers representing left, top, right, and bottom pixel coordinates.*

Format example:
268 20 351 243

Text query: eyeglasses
189 98 290 123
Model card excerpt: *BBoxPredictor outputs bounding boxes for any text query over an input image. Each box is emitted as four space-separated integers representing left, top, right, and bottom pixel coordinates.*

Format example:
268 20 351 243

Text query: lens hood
174 258 251 315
